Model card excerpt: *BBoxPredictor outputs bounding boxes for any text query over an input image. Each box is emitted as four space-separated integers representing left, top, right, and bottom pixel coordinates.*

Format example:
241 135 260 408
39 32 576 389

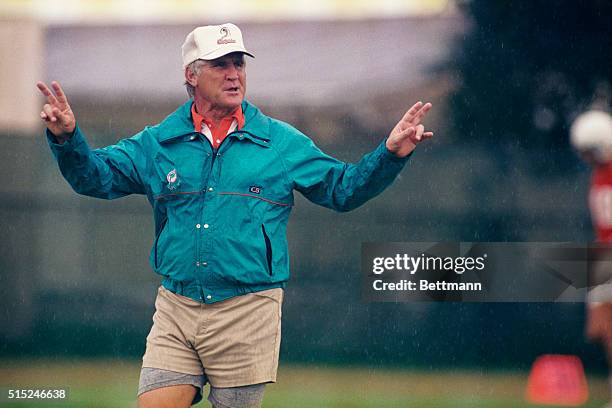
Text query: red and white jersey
590 162 612 243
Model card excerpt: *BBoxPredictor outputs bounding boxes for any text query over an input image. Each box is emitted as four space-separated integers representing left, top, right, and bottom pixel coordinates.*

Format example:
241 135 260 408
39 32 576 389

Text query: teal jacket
47 99 410 303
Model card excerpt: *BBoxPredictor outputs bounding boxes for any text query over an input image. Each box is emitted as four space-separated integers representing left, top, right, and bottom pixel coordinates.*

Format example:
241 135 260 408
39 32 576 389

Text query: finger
399 101 423 125
40 111 49 121
51 81 69 106
416 131 434 144
413 124 425 142
43 104 57 122
391 127 416 147
52 107 65 123
412 103 432 125
54 108 72 125
36 81 59 105
51 106 73 126
401 101 423 123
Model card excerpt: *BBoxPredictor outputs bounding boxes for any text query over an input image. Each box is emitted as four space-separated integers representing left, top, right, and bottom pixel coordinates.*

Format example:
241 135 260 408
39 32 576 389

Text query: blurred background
1 0 611 406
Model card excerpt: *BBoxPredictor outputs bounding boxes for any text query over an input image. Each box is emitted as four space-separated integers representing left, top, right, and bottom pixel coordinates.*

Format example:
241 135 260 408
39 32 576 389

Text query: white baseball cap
181 23 254 68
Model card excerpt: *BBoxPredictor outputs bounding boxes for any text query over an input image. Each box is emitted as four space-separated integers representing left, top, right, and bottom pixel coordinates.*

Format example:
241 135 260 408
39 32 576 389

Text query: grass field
0 360 609 407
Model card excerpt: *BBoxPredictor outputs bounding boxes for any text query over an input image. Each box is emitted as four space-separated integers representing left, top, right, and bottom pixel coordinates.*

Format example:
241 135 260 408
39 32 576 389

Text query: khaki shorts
142 285 283 388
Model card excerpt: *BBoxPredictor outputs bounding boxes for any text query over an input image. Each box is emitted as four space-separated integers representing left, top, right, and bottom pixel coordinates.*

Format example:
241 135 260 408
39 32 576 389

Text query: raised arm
281 101 434 212
36 80 147 199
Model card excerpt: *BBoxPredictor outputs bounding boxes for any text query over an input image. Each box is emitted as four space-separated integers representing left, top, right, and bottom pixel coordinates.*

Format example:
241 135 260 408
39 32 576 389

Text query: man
571 108 612 407
38 23 433 408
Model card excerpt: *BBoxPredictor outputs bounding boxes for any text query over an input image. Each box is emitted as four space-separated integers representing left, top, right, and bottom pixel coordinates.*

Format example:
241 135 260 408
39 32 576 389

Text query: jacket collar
156 99 270 147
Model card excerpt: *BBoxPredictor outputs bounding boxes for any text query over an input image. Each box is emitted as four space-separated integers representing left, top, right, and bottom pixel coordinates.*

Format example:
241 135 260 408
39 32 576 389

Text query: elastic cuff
379 138 413 163
46 124 82 150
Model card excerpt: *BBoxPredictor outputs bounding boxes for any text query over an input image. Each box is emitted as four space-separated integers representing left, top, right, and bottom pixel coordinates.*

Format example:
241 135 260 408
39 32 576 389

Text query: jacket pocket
262 224 272 276
154 217 168 269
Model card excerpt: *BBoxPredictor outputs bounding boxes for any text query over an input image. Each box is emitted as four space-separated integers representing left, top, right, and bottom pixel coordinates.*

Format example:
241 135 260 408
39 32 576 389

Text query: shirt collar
191 103 245 133
156 100 270 144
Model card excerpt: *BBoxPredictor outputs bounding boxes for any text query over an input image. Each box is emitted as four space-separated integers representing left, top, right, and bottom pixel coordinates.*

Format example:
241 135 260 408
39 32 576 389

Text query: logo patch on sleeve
249 185 262 194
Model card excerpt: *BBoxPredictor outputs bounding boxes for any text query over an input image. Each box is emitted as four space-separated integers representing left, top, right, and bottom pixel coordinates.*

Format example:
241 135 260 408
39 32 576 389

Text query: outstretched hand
36 81 76 142
386 101 433 157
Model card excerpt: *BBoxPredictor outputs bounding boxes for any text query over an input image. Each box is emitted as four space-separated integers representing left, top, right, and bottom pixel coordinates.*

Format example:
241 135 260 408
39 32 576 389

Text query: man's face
194 53 246 111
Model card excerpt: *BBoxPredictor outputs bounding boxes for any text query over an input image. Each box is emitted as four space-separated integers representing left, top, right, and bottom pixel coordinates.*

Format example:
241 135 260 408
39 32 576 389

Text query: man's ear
185 67 198 87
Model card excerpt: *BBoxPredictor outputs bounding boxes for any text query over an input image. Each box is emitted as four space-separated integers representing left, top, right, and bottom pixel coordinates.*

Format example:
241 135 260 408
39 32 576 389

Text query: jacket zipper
195 132 234 273
197 135 214 272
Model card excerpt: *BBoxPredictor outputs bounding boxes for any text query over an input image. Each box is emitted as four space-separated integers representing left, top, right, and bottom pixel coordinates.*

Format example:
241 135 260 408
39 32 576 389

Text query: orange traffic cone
526 354 589 406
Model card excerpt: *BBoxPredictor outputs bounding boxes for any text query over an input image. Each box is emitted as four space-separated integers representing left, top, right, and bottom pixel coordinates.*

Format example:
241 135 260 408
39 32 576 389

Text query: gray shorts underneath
138 367 266 407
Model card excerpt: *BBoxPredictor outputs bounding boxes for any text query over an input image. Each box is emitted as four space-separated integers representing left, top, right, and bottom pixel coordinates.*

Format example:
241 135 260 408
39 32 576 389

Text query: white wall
0 19 44 133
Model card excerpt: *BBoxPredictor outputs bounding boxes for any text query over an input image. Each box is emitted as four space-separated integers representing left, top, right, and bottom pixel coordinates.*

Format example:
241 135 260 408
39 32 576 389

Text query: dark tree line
449 0 611 156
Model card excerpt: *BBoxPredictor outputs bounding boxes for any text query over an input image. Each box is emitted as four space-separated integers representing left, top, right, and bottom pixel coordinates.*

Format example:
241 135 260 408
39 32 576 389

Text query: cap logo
217 27 237 45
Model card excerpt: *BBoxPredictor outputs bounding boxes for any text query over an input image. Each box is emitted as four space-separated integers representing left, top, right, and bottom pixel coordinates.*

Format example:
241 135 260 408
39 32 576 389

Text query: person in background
571 106 612 408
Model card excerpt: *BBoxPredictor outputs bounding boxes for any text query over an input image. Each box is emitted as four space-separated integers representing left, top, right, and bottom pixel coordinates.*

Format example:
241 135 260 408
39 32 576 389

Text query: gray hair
184 59 207 98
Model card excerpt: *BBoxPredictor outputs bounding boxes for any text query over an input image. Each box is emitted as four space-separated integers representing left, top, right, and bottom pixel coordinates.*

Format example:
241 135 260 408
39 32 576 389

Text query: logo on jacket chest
166 169 180 191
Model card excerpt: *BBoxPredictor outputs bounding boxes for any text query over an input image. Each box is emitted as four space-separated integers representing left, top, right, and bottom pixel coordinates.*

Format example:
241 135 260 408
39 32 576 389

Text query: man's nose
225 63 239 79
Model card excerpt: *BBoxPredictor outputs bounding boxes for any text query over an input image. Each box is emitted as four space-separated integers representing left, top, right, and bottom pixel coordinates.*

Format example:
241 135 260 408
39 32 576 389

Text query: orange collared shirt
191 103 245 149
